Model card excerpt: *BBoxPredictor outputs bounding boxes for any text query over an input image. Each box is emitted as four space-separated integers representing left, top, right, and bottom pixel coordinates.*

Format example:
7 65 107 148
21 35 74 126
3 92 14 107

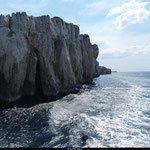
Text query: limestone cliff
0 12 111 103
99 66 111 75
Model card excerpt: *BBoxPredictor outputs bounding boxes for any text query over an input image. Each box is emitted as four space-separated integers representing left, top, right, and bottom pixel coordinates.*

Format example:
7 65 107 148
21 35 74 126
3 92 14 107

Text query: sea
0 72 150 148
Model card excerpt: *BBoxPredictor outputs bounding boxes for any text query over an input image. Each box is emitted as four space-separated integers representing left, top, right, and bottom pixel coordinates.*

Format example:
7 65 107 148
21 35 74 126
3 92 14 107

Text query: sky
0 0 150 72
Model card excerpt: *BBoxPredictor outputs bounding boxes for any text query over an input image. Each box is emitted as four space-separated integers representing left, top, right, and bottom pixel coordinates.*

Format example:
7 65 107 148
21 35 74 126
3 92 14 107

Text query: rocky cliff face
0 12 110 103
99 66 111 75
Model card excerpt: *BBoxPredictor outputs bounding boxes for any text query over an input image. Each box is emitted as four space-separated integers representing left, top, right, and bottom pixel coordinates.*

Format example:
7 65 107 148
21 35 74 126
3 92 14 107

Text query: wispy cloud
107 0 150 29
79 0 111 17
100 45 150 59
62 0 74 2
0 0 50 15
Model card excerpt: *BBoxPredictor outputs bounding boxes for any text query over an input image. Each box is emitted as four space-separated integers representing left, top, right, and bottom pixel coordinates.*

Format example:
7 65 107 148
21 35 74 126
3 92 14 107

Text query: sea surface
0 72 150 148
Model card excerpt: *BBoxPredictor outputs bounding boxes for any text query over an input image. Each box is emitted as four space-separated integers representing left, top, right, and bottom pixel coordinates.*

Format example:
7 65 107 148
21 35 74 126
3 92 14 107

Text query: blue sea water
0 72 150 148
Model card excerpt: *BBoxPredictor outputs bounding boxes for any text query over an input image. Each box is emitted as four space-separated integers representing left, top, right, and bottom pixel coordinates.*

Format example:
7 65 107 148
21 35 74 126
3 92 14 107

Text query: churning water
0 72 150 148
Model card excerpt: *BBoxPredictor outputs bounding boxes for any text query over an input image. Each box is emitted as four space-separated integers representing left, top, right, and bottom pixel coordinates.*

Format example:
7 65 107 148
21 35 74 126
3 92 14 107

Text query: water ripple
0 72 150 148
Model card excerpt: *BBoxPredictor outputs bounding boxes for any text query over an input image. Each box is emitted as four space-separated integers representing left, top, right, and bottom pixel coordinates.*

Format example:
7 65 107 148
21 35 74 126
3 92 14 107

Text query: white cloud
79 0 111 17
100 45 150 57
107 0 150 29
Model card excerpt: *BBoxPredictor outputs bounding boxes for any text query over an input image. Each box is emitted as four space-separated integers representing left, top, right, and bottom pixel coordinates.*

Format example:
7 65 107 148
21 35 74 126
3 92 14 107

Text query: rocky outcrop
98 66 111 75
0 12 105 103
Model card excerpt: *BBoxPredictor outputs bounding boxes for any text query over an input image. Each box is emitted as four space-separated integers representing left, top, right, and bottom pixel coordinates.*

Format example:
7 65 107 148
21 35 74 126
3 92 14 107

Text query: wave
0 73 150 148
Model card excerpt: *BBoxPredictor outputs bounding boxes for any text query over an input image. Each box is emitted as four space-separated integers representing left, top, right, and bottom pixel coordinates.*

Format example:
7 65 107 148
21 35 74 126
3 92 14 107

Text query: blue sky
0 0 150 72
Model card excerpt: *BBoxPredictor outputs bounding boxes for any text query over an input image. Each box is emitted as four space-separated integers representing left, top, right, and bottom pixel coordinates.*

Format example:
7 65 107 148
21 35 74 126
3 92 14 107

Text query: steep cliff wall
0 12 110 103
99 66 111 75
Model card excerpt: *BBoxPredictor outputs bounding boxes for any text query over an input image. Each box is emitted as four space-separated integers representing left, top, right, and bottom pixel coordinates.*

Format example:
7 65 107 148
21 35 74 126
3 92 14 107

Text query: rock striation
0 12 111 103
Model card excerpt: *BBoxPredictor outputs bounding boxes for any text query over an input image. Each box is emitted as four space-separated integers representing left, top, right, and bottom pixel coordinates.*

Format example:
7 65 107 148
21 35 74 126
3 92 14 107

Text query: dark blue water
0 72 150 148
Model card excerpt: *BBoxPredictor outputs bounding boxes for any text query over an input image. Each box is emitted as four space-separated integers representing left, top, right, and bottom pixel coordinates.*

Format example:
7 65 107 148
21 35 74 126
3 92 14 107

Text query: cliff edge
0 12 111 103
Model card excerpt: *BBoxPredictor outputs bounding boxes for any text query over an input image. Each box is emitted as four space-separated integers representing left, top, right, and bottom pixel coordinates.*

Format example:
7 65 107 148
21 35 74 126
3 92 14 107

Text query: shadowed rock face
98 66 112 75
0 12 110 103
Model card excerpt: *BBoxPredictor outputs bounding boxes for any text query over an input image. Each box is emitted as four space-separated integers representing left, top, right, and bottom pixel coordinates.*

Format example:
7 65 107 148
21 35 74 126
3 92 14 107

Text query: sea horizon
112 71 150 73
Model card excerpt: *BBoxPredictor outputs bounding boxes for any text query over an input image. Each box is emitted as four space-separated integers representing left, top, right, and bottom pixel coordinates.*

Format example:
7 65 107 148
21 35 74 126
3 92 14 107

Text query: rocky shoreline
0 12 111 103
